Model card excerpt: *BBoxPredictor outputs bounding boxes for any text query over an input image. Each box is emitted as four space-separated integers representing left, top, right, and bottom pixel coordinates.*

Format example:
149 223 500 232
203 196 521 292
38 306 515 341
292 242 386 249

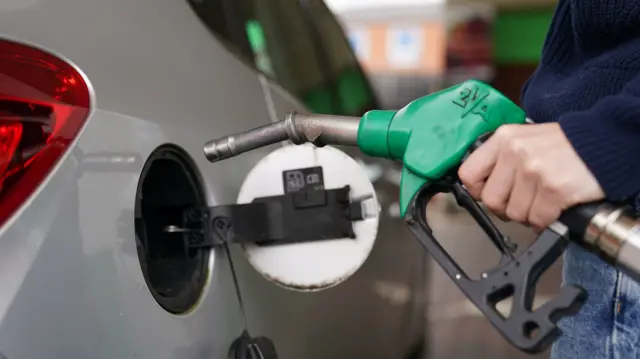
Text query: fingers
527 181 563 229
480 155 515 219
458 135 501 198
505 169 538 224
455 123 603 235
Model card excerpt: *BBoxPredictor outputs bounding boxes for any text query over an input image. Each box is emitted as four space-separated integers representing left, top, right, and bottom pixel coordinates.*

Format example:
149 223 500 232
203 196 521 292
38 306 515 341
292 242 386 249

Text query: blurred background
320 0 562 358
325 0 554 108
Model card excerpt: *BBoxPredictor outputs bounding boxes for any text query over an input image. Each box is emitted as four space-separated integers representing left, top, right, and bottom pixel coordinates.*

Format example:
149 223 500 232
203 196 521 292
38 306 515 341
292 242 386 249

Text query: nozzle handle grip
465 131 607 238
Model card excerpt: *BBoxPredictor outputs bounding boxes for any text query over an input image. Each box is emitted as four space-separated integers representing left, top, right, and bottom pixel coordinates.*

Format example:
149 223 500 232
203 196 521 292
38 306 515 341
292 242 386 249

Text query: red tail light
0 38 91 228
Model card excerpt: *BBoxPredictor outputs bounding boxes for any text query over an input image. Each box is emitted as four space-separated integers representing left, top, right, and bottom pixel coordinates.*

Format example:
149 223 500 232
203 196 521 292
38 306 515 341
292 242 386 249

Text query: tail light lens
0 39 91 228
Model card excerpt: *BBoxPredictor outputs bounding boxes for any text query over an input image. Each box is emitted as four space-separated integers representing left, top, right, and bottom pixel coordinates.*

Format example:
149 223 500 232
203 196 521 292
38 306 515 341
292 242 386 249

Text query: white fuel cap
237 143 381 292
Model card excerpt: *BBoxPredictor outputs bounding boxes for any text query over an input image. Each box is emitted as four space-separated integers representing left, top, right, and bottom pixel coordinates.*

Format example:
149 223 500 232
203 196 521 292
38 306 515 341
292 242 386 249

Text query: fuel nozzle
204 112 361 163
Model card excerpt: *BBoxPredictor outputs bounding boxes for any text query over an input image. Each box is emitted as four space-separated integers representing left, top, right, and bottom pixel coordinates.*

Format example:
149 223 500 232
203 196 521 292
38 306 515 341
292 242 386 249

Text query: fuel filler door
173 144 381 357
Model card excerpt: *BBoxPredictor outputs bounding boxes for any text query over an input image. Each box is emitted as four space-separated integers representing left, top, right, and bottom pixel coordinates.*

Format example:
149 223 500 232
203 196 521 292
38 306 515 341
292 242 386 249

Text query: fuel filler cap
237 143 381 292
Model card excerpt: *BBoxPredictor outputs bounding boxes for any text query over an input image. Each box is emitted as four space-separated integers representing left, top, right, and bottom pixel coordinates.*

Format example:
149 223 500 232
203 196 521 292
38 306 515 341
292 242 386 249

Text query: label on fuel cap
237 143 381 292
282 166 324 193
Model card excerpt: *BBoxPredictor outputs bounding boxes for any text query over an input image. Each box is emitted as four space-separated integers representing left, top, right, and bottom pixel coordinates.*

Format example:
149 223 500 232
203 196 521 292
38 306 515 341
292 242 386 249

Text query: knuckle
494 125 514 139
522 160 542 176
509 141 529 159
540 178 565 196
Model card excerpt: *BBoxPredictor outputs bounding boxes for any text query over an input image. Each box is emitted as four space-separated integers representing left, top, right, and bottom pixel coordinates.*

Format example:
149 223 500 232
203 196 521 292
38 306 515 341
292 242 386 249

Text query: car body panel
0 0 426 358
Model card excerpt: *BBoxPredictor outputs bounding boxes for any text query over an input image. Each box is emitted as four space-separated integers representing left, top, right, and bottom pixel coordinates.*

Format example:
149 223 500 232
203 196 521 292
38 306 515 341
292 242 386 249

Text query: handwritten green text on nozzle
357 80 526 216
203 80 526 216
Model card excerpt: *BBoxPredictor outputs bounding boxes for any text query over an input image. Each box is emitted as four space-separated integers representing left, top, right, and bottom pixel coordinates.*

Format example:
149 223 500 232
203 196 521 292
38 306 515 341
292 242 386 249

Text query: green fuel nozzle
204 79 526 216
355 80 526 215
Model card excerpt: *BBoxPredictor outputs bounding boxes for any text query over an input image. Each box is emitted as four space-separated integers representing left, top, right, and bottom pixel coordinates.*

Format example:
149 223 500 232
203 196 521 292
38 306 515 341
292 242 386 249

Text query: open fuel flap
177 143 380 291
171 143 380 358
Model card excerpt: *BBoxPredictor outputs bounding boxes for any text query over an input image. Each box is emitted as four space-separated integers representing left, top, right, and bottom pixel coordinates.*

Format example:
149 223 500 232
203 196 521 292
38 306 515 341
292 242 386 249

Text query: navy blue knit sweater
521 0 640 203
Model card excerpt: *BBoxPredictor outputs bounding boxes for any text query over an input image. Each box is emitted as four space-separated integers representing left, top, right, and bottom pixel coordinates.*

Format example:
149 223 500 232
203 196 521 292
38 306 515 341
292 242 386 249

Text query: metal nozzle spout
578 205 640 283
204 121 290 162
204 112 361 163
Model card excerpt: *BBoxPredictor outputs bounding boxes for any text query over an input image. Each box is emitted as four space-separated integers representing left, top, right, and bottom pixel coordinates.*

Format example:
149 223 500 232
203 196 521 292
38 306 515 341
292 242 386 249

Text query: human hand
457 123 605 232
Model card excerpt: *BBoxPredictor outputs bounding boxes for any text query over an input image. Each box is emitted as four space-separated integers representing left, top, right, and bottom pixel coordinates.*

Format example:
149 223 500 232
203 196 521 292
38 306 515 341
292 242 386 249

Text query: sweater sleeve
558 73 640 202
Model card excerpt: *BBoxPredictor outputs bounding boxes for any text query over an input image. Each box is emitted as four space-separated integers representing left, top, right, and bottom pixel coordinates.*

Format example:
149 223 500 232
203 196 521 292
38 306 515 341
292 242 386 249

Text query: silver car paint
0 0 426 358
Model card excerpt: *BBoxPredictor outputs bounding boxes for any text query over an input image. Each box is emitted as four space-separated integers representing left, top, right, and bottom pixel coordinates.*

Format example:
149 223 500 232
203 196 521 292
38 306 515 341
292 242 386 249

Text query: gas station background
328 1 555 108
